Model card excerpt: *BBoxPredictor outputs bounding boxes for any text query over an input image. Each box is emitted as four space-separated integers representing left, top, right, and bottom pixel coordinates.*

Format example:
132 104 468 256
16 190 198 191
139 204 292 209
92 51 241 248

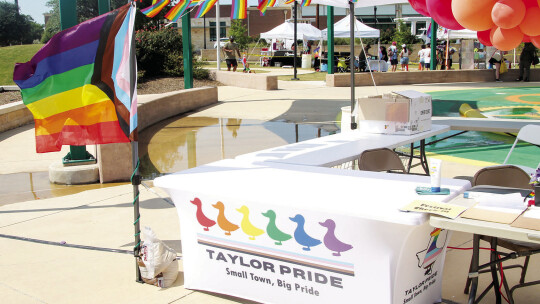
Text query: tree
0 1 43 46
229 20 249 51
42 0 153 43
379 28 395 44
391 20 420 46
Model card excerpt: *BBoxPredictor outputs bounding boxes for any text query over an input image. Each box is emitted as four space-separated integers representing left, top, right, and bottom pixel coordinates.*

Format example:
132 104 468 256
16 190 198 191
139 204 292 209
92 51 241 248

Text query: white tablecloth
155 159 470 304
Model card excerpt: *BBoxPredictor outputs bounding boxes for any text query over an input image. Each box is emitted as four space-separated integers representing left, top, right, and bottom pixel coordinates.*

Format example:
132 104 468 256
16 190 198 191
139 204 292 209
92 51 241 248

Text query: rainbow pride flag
189 0 201 8
141 0 170 18
231 0 247 19
283 0 295 4
257 0 268 15
195 0 217 18
13 4 137 153
301 0 311 6
165 0 191 22
267 0 276 7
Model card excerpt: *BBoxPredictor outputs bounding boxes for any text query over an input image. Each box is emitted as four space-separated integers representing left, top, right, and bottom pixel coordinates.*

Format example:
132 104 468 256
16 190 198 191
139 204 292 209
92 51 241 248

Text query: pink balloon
427 0 465 30
477 29 493 46
409 0 430 17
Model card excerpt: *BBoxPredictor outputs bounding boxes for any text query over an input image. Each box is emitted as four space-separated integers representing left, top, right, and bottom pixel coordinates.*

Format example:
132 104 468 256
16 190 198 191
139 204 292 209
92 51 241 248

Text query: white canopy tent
260 21 322 41
439 28 477 40
322 15 380 39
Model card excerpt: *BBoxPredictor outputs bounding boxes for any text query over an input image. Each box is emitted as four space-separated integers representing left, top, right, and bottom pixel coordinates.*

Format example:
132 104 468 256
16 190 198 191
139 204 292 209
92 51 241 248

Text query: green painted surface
427 87 540 168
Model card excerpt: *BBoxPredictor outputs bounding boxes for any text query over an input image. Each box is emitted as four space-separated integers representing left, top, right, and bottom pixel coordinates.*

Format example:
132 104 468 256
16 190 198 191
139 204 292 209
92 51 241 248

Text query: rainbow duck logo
190 198 353 257
212 201 239 235
262 210 292 245
416 228 448 275
319 219 353 256
191 198 215 231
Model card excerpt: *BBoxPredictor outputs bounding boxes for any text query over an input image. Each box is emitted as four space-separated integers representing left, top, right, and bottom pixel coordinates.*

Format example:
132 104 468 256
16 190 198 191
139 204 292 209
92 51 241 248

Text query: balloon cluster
409 0 540 51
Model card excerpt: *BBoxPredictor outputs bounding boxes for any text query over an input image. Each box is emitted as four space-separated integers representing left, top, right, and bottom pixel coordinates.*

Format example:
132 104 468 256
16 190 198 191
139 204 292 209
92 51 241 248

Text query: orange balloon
520 7 540 36
492 0 526 29
531 35 540 49
491 27 524 51
452 0 496 31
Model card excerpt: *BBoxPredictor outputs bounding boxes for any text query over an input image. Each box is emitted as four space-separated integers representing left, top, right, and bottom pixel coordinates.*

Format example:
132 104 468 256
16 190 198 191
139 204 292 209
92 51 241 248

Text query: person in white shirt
418 44 426 71
400 44 410 71
388 41 398 72
424 43 431 70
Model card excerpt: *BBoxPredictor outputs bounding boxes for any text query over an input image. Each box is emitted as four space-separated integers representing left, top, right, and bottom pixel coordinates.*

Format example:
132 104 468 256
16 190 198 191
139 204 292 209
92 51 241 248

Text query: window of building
209 22 227 41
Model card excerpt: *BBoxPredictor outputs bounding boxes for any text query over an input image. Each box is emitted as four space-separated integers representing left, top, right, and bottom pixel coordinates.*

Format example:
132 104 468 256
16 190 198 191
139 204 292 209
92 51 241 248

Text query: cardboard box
357 90 432 135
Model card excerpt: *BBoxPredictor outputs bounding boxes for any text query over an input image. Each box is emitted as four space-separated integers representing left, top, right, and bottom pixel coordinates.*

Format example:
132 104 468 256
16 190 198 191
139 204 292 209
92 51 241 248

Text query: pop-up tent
260 21 322 41
322 14 380 39
440 28 477 40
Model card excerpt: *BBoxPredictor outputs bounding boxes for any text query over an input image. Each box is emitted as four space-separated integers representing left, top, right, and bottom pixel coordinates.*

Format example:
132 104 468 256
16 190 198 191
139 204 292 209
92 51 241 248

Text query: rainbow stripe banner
267 0 276 7
141 0 170 18
257 0 268 15
231 0 247 19
283 0 295 4
195 0 217 18
13 4 137 153
165 0 191 22
301 0 311 6
189 0 202 8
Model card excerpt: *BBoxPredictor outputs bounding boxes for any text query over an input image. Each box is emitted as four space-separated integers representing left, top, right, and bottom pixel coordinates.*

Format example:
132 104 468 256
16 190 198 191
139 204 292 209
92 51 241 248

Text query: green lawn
0 44 43 85
277 72 327 81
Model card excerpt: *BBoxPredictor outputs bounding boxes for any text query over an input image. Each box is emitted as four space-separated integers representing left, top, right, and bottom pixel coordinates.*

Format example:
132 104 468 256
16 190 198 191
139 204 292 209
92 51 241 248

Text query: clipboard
511 207 540 231
458 186 531 224
460 207 524 224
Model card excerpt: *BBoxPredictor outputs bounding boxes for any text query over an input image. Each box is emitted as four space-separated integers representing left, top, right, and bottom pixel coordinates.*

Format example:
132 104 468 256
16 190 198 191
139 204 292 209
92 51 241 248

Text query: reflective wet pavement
0 171 126 207
138 116 337 179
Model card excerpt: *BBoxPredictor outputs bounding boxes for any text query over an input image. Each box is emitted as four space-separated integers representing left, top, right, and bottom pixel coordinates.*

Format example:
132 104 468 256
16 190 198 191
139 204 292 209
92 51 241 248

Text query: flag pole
132 139 142 283
130 0 142 283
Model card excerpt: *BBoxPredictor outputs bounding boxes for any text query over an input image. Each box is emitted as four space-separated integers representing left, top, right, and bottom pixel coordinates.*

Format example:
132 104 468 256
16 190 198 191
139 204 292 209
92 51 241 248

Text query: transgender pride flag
13 4 137 153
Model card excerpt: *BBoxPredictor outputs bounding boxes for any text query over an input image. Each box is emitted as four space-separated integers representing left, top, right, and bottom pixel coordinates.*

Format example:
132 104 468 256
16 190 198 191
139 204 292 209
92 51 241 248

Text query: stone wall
326 68 539 87
209 70 278 90
0 102 33 133
97 86 219 183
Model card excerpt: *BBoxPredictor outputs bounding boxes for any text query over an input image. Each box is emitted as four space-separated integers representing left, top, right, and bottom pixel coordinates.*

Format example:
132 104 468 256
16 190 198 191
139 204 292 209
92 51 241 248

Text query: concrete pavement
1 78 539 303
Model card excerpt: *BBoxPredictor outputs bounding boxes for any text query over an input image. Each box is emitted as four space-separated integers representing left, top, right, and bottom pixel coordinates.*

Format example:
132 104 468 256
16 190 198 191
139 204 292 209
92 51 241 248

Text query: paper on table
474 193 527 214
523 207 540 219
400 200 468 219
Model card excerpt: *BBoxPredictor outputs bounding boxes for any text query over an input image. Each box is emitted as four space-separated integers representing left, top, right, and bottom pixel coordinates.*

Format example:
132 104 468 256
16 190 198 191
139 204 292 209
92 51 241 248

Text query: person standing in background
517 42 536 82
399 44 409 71
223 36 241 72
489 48 504 82
418 44 426 71
424 43 432 70
389 41 398 72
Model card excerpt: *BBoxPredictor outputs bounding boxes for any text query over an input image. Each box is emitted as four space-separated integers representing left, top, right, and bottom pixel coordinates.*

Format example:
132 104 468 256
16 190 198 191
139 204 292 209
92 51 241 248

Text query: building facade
176 3 422 51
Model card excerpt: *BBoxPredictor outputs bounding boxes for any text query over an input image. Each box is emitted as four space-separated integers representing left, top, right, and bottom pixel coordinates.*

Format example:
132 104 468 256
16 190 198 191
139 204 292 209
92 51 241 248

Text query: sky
17 0 49 25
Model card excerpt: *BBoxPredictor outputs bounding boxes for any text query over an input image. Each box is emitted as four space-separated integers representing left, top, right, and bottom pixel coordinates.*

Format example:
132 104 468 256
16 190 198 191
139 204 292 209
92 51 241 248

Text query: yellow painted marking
425 152 499 167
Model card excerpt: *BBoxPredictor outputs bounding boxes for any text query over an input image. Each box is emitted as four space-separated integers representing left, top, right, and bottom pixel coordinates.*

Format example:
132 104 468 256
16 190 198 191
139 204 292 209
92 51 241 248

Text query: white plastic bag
137 227 178 287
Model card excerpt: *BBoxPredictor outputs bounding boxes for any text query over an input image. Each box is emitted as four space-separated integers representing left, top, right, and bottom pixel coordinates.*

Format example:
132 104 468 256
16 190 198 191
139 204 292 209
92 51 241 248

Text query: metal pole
98 0 110 15
327 6 334 74
204 15 206 49
182 12 193 89
216 1 221 70
349 2 356 130
292 1 299 80
131 140 142 283
60 0 94 164
430 19 437 70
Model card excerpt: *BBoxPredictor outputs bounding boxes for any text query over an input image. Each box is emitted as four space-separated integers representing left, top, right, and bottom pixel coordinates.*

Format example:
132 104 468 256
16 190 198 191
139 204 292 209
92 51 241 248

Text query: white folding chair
502 124 540 175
